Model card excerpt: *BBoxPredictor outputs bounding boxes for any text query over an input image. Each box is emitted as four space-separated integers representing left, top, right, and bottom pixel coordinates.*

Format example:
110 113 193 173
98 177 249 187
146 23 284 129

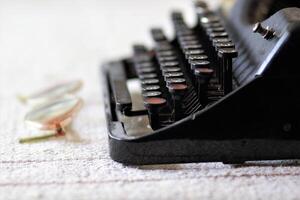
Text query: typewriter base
109 136 300 165
109 132 300 165
102 60 300 165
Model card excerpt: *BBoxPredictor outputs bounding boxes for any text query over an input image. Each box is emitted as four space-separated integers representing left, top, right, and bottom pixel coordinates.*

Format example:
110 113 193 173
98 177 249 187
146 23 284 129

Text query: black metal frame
101 0 300 165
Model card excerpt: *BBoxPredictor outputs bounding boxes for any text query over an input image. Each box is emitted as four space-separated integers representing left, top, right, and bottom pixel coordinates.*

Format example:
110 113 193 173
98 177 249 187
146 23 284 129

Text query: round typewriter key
185 49 204 59
194 68 214 76
190 60 210 70
144 97 167 129
218 48 238 58
214 42 235 50
201 16 220 24
177 29 194 35
143 91 162 97
202 22 222 28
160 61 179 68
137 67 156 73
158 56 178 62
180 40 200 47
162 67 181 72
136 62 153 68
166 78 186 85
179 35 197 42
144 97 166 106
209 32 228 39
156 45 172 52
142 85 160 91
212 38 232 45
167 83 188 93
188 55 208 62
167 83 187 120
163 72 184 78
194 68 214 105
134 55 152 63
157 50 176 57
141 78 160 85
139 73 157 79
207 27 225 34
182 44 203 51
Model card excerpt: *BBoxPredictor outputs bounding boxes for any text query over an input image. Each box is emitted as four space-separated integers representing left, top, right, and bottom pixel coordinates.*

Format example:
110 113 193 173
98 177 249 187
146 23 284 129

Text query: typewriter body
101 0 300 165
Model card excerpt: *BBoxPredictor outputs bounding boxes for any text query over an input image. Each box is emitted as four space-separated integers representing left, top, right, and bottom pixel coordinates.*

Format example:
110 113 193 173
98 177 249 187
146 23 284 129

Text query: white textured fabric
0 0 300 199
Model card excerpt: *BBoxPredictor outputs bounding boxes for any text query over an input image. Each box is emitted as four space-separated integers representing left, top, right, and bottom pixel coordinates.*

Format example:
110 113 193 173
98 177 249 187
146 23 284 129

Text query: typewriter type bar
102 0 300 165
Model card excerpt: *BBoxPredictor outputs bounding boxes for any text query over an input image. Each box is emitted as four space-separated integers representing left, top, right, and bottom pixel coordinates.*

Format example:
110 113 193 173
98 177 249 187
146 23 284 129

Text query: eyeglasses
18 80 83 143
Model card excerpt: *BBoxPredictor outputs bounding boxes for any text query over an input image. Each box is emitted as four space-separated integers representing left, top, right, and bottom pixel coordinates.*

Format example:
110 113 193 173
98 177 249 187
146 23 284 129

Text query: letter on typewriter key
144 97 167 130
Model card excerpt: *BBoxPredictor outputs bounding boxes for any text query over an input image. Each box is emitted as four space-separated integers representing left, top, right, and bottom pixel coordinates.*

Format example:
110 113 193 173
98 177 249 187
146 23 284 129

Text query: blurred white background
0 0 218 86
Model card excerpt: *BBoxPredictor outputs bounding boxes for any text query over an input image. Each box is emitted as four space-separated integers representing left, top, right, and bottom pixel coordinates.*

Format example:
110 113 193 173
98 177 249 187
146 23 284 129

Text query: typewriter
101 0 300 165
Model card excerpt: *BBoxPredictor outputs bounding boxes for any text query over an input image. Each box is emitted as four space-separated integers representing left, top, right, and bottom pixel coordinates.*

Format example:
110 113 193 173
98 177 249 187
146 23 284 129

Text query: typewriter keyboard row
130 11 238 130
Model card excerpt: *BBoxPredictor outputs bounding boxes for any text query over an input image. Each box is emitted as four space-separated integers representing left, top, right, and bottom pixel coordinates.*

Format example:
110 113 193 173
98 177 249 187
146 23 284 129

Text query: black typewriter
101 0 300 165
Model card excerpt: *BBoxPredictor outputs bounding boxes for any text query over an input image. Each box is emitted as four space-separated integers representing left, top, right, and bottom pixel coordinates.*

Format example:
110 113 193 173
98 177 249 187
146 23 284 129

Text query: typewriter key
212 38 232 45
185 49 205 59
218 48 238 94
166 78 186 86
157 50 176 57
163 72 184 78
141 78 160 85
134 55 152 63
158 56 178 62
133 44 148 54
190 60 210 70
167 83 188 120
162 67 181 73
180 40 200 46
207 27 225 34
160 61 179 68
182 44 203 51
137 67 156 73
151 28 167 42
209 32 229 39
201 16 220 24
188 55 208 62
179 35 198 42
194 68 214 105
139 73 157 79
156 45 173 52
214 42 235 50
171 11 184 21
144 97 167 129
167 83 188 92
143 91 162 97
136 62 153 68
202 22 223 28
142 85 160 91
176 30 194 36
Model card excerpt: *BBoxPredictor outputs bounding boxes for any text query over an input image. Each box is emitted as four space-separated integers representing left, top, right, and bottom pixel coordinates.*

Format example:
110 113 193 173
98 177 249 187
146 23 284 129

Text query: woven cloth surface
0 0 300 199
